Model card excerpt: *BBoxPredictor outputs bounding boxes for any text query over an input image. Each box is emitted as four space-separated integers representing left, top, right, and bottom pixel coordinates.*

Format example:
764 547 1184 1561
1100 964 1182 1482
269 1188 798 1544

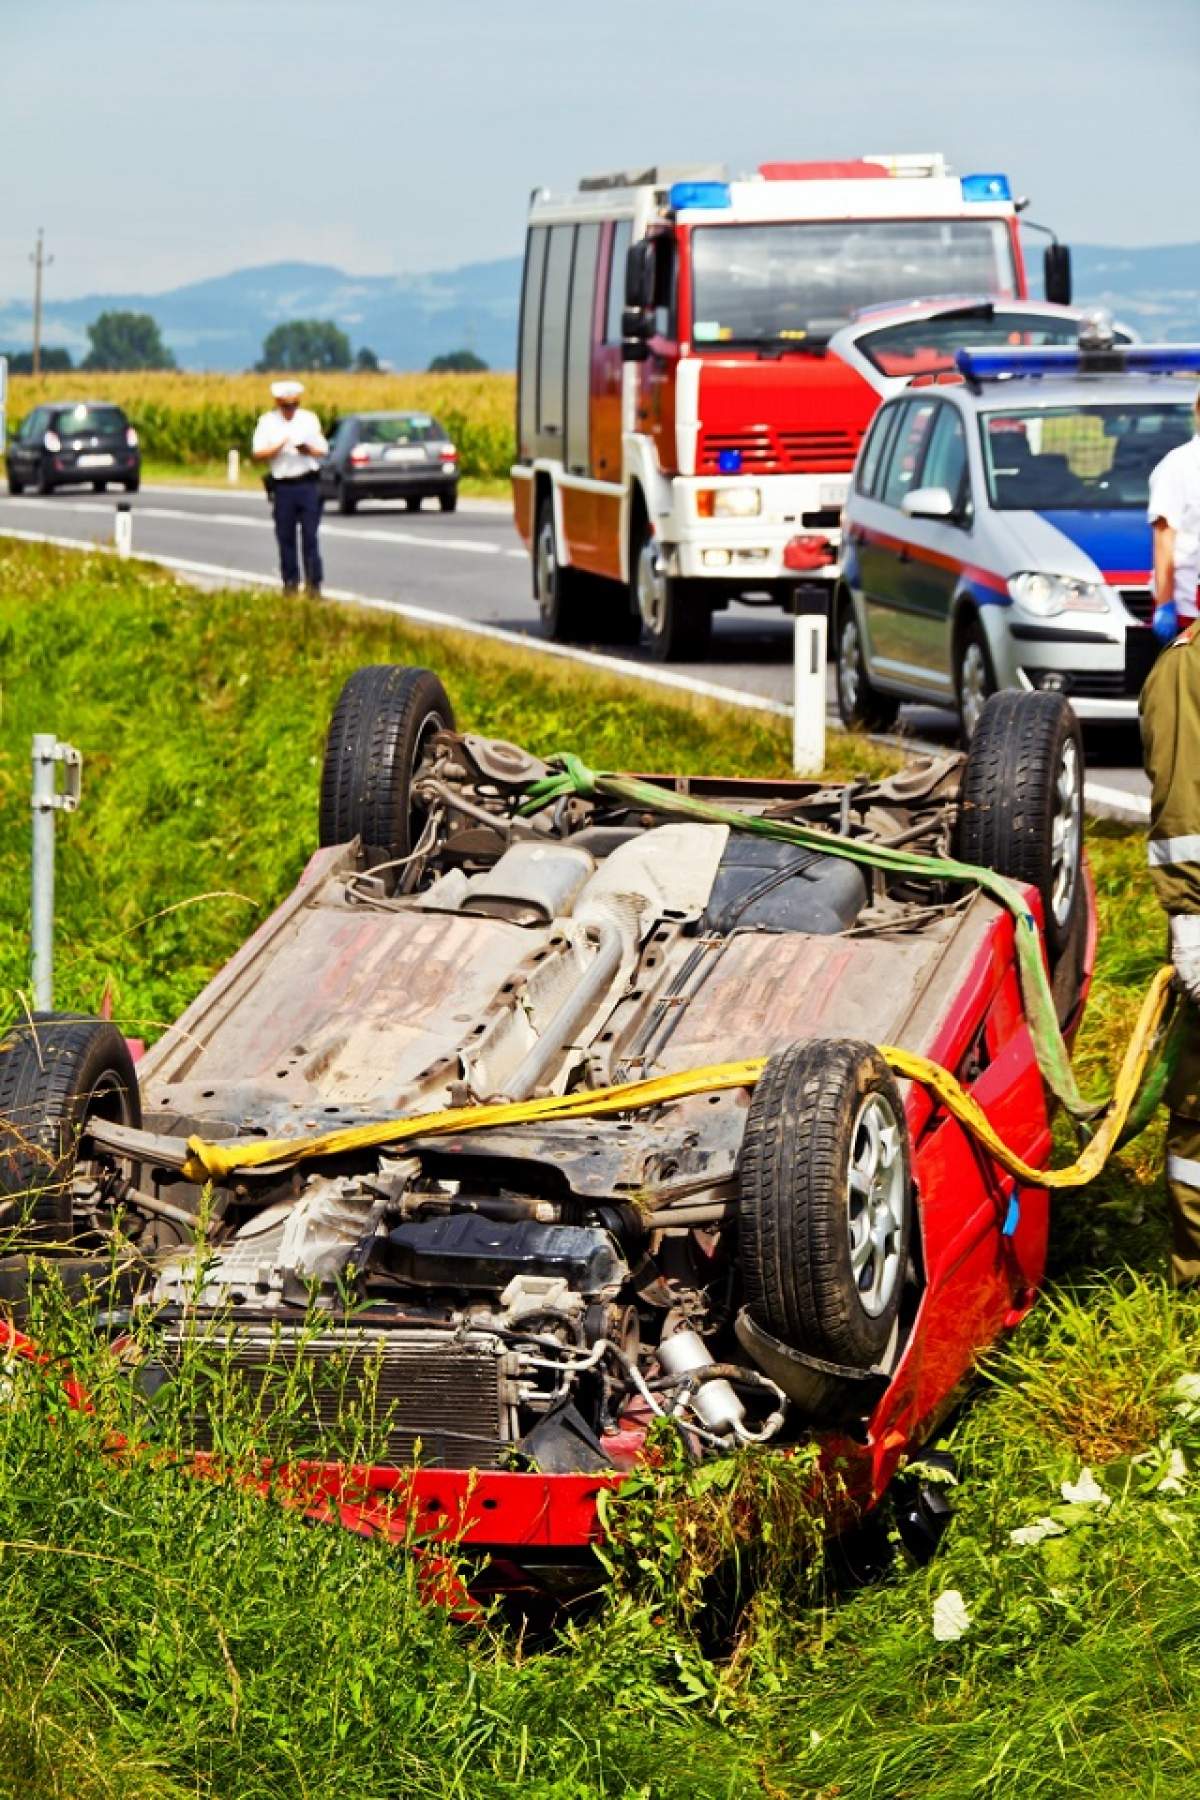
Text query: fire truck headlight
698 487 762 519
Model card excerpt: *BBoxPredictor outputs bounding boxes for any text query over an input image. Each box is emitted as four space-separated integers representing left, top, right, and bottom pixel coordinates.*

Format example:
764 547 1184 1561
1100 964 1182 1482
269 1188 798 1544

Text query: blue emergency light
960 172 1012 203
956 344 1200 381
669 180 732 211
718 448 743 473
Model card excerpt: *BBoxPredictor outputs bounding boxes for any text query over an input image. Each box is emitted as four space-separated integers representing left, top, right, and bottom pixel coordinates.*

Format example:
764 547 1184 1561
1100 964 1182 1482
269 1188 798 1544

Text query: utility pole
30 228 52 377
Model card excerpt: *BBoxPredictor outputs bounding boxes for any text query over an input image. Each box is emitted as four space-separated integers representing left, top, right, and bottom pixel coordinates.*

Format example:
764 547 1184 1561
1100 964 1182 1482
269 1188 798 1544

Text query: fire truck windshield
690 219 1017 348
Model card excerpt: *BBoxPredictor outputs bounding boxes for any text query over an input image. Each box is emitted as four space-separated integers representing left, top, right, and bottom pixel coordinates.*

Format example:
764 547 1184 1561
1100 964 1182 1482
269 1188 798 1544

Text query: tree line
5 311 488 374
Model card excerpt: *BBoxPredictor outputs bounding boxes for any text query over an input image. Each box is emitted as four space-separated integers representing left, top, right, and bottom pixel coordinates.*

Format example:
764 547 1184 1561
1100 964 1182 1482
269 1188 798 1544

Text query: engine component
657 1327 747 1437
703 835 867 936
384 1214 627 1295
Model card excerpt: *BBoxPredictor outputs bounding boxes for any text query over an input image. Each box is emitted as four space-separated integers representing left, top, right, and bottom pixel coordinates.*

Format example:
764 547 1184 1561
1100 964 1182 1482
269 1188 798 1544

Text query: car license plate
384 447 425 463
77 453 114 468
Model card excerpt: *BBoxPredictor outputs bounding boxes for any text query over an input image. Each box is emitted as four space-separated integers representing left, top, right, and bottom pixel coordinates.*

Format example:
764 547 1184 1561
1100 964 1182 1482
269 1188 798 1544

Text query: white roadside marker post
31 735 82 1011
114 502 132 560
227 448 240 484
792 590 828 775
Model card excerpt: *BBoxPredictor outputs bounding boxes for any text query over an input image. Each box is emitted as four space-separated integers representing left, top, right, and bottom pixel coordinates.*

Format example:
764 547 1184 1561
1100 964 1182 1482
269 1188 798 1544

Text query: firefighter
1142 626 1200 1285
251 380 328 597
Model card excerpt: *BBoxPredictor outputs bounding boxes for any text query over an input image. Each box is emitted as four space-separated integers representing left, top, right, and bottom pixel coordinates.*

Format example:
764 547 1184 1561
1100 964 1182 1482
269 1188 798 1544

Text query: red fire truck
511 154 1072 660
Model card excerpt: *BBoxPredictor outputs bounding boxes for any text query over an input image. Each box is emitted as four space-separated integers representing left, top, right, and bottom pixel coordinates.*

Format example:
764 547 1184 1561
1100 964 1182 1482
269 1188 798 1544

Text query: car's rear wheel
123 477 140 494
7 470 24 496
739 1038 912 1368
319 664 455 884
92 480 107 493
36 462 54 497
631 519 711 662
954 689 1084 966
439 490 457 514
954 618 997 742
836 597 899 731
0 1014 141 1243
405 495 422 513
337 480 358 515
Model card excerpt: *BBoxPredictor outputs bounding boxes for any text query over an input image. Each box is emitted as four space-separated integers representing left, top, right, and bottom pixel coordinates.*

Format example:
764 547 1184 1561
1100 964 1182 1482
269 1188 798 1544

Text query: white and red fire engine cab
511 154 1071 660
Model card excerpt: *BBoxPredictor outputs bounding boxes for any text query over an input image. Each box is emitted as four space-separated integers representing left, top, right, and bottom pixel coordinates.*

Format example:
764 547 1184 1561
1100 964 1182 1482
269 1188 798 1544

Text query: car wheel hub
536 517 556 617
839 616 862 714
959 641 990 739
1049 736 1082 929
636 536 667 635
846 1092 907 1318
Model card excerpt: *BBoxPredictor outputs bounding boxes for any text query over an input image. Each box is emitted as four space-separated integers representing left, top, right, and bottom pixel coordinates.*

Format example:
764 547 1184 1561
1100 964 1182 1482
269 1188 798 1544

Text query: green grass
0 540 1197 1799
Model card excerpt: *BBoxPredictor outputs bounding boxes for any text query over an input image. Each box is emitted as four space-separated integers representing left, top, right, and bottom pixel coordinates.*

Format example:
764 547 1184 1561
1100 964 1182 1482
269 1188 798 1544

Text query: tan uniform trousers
1166 999 1200 1285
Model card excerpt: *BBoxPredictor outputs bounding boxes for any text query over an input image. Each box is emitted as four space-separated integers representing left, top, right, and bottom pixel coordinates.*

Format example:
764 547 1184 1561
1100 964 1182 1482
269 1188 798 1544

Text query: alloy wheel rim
1049 735 1082 928
536 518 556 617
846 1091 907 1318
839 616 862 716
636 537 667 635
959 642 990 739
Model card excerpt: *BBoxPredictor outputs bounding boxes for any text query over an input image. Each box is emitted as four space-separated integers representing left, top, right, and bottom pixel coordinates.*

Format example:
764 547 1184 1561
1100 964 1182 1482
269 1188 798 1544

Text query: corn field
6 371 517 481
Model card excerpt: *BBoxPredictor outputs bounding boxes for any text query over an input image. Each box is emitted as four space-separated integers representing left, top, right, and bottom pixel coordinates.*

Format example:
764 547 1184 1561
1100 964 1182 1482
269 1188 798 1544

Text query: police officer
1142 386 1200 1284
251 380 328 597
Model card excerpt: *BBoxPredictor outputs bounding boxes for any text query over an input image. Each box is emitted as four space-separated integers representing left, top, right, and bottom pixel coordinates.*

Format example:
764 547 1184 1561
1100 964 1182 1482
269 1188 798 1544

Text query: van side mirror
1044 243 1072 306
621 306 653 340
625 239 655 309
621 337 651 363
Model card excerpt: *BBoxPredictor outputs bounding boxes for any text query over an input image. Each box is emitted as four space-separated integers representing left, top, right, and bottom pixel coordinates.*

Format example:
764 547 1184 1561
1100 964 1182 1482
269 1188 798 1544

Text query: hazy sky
3 0 1197 298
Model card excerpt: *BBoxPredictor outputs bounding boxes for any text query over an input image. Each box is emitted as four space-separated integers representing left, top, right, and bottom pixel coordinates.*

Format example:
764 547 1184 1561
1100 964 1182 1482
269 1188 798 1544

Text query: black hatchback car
6 401 141 495
319 411 459 514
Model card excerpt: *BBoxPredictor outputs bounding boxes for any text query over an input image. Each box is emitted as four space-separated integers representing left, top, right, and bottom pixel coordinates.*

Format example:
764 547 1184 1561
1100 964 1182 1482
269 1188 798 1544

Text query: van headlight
1007 571 1110 617
697 486 762 519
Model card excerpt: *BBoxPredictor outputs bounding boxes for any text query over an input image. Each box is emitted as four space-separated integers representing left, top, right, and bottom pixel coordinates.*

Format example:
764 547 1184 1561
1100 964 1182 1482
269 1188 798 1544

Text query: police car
835 327 1200 738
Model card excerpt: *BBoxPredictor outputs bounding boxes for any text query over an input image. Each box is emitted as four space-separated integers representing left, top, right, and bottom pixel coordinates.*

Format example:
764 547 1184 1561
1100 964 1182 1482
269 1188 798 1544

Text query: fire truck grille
698 427 862 475
157 1325 512 1470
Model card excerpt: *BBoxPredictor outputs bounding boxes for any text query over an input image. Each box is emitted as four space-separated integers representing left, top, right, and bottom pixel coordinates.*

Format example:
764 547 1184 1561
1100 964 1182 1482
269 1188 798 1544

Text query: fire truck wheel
534 498 589 641
0 1014 142 1242
632 523 712 661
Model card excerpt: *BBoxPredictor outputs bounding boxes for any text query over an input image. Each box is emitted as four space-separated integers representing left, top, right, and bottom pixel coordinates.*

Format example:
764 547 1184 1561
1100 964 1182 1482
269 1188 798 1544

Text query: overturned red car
0 666 1092 1589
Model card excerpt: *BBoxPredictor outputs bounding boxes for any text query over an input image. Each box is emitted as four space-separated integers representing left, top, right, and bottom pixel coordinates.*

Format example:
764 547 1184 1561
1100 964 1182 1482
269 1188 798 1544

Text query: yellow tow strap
182 966 1176 1192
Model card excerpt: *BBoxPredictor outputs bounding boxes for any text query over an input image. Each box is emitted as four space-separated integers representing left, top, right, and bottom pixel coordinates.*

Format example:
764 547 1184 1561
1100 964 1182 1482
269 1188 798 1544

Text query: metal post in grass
31 735 82 1011
114 502 133 560
791 588 828 775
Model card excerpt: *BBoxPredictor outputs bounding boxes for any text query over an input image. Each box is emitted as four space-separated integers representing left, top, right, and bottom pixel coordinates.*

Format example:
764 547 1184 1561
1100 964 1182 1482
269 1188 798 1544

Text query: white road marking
0 522 1153 820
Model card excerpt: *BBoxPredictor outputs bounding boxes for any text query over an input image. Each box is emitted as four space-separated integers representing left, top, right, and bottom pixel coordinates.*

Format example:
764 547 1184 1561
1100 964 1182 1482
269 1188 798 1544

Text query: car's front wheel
954 618 997 742
835 599 899 731
739 1038 912 1369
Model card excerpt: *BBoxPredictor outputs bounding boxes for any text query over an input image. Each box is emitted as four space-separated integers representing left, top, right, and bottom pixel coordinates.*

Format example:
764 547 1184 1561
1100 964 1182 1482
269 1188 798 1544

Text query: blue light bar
669 180 731 211
960 172 1012 203
956 344 1200 381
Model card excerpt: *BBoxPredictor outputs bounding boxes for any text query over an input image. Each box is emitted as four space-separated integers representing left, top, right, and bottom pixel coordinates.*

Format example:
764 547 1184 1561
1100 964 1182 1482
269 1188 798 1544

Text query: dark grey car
6 401 141 495
319 411 459 515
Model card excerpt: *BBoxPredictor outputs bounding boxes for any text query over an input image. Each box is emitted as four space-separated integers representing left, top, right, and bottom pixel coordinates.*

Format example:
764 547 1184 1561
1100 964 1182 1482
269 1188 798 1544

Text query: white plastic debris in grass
1061 1467 1110 1507
1156 1448 1189 1496
1171 1373 1200 1422
1009 1516 1068 1546
932 1589 971 1641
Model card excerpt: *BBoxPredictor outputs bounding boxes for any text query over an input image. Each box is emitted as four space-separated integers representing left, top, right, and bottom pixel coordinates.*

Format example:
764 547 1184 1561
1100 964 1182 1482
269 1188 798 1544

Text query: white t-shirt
252 406 328 480
1148 434 1200 618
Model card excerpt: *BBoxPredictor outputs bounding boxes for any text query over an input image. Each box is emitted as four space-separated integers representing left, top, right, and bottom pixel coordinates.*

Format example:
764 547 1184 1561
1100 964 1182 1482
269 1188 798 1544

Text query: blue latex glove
1153 599 1180 645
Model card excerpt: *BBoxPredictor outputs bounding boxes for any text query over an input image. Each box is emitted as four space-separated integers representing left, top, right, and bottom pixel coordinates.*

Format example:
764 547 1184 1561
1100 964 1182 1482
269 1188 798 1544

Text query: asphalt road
0 482 1150 819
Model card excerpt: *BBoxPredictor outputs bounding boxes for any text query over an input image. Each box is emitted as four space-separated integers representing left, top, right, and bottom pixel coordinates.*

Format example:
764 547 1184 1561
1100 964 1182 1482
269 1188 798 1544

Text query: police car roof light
669 180 731 210
956 344 1200 382
960 173 1012 202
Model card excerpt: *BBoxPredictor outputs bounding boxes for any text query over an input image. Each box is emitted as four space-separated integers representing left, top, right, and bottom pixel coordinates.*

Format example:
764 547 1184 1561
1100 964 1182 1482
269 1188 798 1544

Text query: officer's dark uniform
273 470 323 594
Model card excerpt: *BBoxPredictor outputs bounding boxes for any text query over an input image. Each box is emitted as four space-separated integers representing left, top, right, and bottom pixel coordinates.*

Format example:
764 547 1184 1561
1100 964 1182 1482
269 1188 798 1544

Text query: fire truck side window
566 223 601 476
538 225 575 442
517 226 548 459
606 220 632 343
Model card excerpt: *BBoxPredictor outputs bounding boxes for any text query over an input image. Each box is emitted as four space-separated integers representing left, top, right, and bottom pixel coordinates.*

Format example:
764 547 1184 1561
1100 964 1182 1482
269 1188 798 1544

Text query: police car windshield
690 220 1016 347
980 403 1195 512
359 415 443 444
857 312 1132 377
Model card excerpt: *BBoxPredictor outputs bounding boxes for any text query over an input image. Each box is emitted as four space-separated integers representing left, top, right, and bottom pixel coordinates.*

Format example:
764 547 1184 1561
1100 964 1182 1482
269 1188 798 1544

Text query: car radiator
156 1325 519 1470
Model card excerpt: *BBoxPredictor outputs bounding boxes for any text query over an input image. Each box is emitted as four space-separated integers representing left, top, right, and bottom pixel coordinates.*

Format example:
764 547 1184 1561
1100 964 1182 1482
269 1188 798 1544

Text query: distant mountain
1 242 1197 372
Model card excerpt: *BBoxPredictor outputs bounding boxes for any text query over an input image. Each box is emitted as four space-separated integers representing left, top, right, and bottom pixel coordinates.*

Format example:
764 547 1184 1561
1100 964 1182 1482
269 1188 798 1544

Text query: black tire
124 477 140 494
92 480 107 494
632 515 711 661
7 470 24 496
739 1038 912 1368
534 496 590 642
36 461 54 497
835 596 899 732
439 490 458 514
0 1014 141 1242
337 480 358 515
954 689 1084 965
954 616 998 742
405 495 422 513
319 664 455 878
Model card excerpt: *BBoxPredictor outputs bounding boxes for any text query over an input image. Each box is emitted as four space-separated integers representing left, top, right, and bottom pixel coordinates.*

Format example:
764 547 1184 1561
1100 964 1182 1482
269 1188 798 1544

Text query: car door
858 397 941 686
11 408 43 478
887 402 972 693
